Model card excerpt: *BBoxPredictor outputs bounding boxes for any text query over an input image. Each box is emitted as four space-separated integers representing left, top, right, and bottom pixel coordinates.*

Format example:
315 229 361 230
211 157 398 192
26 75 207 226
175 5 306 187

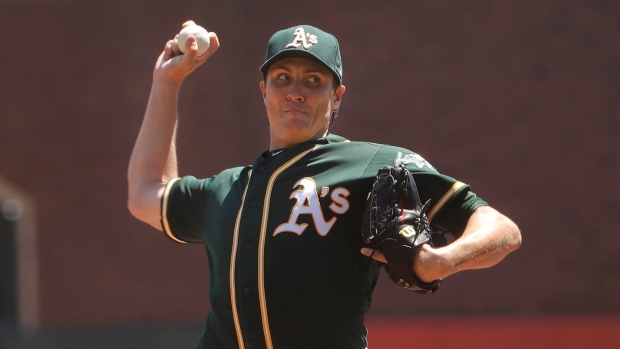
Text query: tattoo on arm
452 236 510 268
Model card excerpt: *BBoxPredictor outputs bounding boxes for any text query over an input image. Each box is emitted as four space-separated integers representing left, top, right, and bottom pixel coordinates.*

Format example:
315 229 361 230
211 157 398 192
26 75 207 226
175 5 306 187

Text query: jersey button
250 333 257 339
258 166 265 172
244 243 251 250
243 288 250 294
250 201 257 207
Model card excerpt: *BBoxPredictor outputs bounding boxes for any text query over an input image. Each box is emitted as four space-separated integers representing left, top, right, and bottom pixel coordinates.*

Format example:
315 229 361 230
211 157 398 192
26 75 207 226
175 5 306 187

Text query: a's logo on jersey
395 152 437 172
274 177 350 237
286 28 318 50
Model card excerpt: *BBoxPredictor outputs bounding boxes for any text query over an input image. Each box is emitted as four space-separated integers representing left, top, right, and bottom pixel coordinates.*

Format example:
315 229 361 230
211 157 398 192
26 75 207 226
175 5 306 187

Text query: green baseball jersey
161 134 486 349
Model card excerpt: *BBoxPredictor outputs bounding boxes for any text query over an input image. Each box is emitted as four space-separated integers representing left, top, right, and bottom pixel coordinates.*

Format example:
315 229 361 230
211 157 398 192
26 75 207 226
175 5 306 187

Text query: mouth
283 109 308 115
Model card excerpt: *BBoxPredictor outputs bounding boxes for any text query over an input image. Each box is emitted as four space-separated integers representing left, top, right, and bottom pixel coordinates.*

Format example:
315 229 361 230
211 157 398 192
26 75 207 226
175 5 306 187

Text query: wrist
148 77 185 103
412 244 450 282
153 73 184 89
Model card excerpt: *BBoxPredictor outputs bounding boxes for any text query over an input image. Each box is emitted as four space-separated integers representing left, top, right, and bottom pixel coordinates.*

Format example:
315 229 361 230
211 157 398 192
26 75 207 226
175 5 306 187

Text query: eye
277 73 289 81
308 76 320 83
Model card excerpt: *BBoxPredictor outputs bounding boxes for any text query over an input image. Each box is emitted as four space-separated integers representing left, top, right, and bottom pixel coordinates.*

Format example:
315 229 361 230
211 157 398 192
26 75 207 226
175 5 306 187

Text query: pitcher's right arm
127 20 220 229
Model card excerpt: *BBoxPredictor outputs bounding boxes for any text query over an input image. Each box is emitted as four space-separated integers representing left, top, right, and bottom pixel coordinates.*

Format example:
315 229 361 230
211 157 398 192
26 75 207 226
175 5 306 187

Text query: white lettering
286 28 318 50
395 152 437 172
274 178 336 236
329 188 350 214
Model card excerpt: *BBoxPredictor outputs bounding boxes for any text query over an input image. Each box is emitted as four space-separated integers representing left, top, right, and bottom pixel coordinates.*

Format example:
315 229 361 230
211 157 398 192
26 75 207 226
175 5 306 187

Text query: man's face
260 57 345 150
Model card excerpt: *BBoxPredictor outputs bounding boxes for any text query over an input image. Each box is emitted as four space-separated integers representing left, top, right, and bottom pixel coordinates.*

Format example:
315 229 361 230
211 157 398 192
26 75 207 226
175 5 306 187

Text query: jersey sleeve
414 171 487 236
161 176 213 244
364 145 487 236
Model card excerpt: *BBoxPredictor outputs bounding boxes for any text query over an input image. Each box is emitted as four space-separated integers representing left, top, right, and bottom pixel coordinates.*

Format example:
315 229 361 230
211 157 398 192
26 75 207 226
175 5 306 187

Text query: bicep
461 206 521 247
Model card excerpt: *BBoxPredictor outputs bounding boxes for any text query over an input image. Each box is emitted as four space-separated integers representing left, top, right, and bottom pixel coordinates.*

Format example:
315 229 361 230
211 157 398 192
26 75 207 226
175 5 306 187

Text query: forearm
132 80 180 176
414 206 521 282
127 79 181 221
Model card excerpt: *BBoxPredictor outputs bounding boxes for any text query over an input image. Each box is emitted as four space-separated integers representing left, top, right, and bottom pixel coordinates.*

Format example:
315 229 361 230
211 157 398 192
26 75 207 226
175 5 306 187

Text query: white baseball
178 24 210 55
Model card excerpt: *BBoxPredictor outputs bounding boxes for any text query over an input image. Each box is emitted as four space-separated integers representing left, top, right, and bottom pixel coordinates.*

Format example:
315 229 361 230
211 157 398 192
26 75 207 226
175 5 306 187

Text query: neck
269 130 328 151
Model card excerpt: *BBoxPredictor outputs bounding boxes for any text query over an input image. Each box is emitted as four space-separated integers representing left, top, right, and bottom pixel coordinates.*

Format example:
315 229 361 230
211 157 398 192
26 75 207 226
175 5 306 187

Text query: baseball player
128 21 521 349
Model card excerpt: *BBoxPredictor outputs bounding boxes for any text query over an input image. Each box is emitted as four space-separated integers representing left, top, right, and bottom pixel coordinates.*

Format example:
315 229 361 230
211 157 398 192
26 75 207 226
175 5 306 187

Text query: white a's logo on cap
286 28 318 49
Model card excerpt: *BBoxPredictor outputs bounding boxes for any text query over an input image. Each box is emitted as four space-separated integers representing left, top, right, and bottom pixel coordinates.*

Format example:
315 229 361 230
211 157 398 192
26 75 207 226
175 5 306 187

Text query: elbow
127 177 140 217
127 190 145 221
476 206 522 253
503 217 522 253
127 195 142 220
126 182 164 230
127 184 150 221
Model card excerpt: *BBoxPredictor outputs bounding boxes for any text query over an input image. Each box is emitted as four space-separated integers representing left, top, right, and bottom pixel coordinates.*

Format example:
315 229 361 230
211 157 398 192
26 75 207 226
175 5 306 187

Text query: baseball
178 24 210 55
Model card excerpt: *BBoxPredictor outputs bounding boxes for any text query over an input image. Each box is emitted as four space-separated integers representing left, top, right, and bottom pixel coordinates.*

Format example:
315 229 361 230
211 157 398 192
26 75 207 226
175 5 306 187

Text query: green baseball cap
260 25 343 84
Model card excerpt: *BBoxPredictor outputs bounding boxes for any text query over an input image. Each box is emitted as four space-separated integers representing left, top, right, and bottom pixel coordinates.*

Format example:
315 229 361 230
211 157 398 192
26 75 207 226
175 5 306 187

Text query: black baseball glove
361 165 442 294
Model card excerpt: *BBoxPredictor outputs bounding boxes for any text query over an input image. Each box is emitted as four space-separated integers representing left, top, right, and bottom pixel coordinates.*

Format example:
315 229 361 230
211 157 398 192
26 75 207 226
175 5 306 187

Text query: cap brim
259 50 340 83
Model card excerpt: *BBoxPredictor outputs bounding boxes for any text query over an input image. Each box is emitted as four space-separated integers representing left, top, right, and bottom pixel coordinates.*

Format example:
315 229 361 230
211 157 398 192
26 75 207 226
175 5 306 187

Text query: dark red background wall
0 0 618 335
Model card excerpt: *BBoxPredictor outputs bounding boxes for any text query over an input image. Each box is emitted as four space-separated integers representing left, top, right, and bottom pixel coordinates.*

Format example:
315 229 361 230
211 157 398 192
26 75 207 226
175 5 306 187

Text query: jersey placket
229 170 253 349
230 147 318 349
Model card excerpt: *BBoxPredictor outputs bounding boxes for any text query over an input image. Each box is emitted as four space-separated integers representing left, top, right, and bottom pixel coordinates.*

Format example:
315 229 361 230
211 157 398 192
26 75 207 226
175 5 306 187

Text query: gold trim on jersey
258 146 319 349
230 170 252 349
428 181 465 223
161 178 185 243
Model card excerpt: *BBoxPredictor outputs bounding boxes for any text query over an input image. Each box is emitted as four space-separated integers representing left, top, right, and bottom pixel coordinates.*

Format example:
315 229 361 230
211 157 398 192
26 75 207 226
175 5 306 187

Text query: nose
287 83 304 103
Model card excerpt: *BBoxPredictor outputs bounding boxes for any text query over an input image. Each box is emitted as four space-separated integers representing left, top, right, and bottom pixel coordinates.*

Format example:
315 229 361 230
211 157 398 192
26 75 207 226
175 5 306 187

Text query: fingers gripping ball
178 24 210 55
361 165 442 294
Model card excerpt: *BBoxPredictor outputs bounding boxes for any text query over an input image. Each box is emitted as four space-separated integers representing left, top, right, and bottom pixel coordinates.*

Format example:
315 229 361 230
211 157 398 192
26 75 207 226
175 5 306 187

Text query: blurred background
1 0 618 348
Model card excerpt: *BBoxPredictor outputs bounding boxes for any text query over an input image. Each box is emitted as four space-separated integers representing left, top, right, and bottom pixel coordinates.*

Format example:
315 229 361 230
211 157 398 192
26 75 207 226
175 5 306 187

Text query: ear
332 85 346 110
259 81 267 101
